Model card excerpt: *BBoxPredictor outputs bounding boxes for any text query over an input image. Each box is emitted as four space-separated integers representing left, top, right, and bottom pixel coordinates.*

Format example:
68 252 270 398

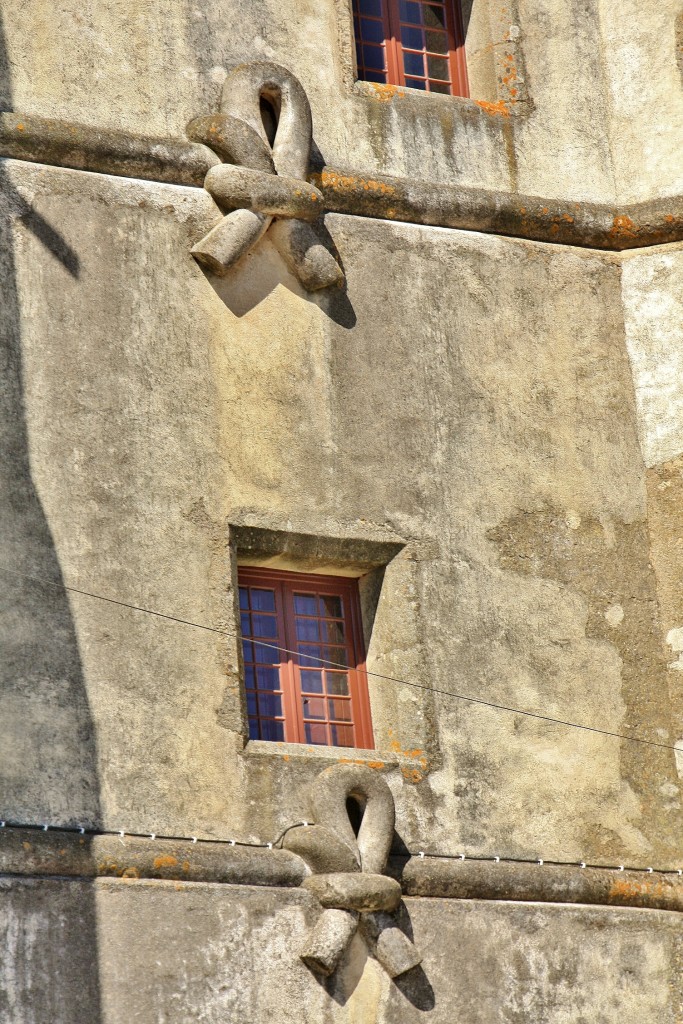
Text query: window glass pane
240 612 251 635
302 696 326 720
294 593 317 616
246 691 257 716
319 595 343 618
296 618 320 641
322 620 345 643
255 642 279 664
329 698 353 722
261 719 285 742
252 614 278 638
399 0 422 23
363 45 385 71
401 25 424 49
251 588 275 611
363 70 387 82
244 665 255 689
425 29 448 53
256 666 280 690
298 644 323 668
248 718 260 740
427 55 449 79
423 3 446 29
327 672 349 695
242 639 254 664
305 722 328 745
405 76 427 89
403 51 425 76
324 646 348 667
331 724 355 747
360 17 384 43
300 670 323 693
358 0 382 14
429 80 451 94
258 692 283 717
239 587 249 610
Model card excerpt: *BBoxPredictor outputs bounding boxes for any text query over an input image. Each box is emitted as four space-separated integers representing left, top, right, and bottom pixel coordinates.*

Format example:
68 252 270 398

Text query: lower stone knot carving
284 764 422 978
187 61 344 291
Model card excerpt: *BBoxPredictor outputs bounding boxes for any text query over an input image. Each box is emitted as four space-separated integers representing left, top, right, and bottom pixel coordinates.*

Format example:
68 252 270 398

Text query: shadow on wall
0 13 103 1023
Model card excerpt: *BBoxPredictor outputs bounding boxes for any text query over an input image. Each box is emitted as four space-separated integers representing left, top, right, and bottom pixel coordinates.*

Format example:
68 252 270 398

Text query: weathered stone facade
1 1 682 1021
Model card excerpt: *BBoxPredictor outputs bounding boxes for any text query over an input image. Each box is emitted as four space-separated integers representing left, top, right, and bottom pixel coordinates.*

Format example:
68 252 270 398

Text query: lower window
238 567 374 748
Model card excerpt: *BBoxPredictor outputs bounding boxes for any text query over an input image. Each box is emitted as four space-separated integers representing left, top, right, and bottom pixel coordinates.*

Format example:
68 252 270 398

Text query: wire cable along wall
1 562 679 753
1 562 681 876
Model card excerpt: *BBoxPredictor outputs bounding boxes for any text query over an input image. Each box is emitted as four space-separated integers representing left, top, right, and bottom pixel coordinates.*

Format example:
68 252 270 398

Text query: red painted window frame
238 567 374 749
352 0 469 98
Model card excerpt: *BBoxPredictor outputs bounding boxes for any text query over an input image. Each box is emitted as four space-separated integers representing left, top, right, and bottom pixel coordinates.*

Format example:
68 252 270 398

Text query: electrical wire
0 562 680 754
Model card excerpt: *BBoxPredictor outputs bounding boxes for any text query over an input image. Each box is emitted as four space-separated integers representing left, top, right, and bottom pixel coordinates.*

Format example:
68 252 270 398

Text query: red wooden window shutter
353 0 469 97
238 568 374 749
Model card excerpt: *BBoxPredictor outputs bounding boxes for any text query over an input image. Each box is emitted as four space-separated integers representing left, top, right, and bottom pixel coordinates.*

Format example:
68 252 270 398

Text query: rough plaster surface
1 878 682 1023
1 161 681 872
621 245 683 469
0 0 681 202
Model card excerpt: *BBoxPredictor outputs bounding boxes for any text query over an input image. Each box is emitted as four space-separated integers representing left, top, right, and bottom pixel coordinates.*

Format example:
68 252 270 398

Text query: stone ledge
1 112 682 252
0 828 306 887
3 829 683 914
391 856 683 915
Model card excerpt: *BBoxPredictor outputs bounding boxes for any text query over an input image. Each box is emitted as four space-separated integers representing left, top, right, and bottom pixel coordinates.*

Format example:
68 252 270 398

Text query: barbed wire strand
0 562 679 754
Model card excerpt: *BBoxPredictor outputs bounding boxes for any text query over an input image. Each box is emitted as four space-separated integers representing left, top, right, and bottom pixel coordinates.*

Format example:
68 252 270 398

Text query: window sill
242 740 431 781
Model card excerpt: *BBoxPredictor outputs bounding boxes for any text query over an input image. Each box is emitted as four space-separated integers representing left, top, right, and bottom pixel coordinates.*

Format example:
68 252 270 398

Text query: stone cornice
1 112 682 252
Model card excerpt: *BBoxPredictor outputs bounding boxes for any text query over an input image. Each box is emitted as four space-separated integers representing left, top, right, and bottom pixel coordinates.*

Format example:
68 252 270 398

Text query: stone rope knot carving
284 764 422 978
187 62 344 291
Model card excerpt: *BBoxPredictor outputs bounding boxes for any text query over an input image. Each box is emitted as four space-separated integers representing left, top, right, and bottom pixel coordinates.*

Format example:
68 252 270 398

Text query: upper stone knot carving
284 764 422 979
187 62 344 291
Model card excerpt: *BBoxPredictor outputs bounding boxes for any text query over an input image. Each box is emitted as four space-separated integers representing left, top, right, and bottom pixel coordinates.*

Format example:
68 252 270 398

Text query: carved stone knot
284 764 422 979
187 62 344 291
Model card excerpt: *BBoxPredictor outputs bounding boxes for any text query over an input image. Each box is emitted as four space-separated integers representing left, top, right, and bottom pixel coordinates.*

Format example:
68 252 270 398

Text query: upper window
238 567 374 749
353 0 469 97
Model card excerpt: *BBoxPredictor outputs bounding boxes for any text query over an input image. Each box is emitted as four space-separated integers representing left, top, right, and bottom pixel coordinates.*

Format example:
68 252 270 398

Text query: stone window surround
230 524 441 776
336 0 527 112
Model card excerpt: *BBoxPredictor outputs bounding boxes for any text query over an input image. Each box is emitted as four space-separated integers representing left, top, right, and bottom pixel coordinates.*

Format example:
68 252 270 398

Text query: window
353 0 469 97
238 567 374 748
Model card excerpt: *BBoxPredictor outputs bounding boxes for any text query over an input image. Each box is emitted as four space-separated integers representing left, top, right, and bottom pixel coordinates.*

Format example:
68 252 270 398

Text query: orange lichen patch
368 83 406 102
401 767 425 784
610 214 639 240
317 169 396 197
22 841 31 851
16 123 24 131
182 861 191 873
474 99 510 117
283 754 290 762
338 757 386 769
153 854 178 870
665 214 675 223
609 878 667 902
121 866 140 879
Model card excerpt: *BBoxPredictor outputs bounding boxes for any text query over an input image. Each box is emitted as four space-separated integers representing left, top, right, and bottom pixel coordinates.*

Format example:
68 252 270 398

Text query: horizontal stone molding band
0 827 306 888
395 856 683 915
3 829 683 914
1 112 682 252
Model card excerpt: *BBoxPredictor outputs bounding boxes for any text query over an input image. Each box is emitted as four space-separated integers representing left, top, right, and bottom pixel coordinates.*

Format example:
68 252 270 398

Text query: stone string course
3 827 683 915
1 112 682 252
